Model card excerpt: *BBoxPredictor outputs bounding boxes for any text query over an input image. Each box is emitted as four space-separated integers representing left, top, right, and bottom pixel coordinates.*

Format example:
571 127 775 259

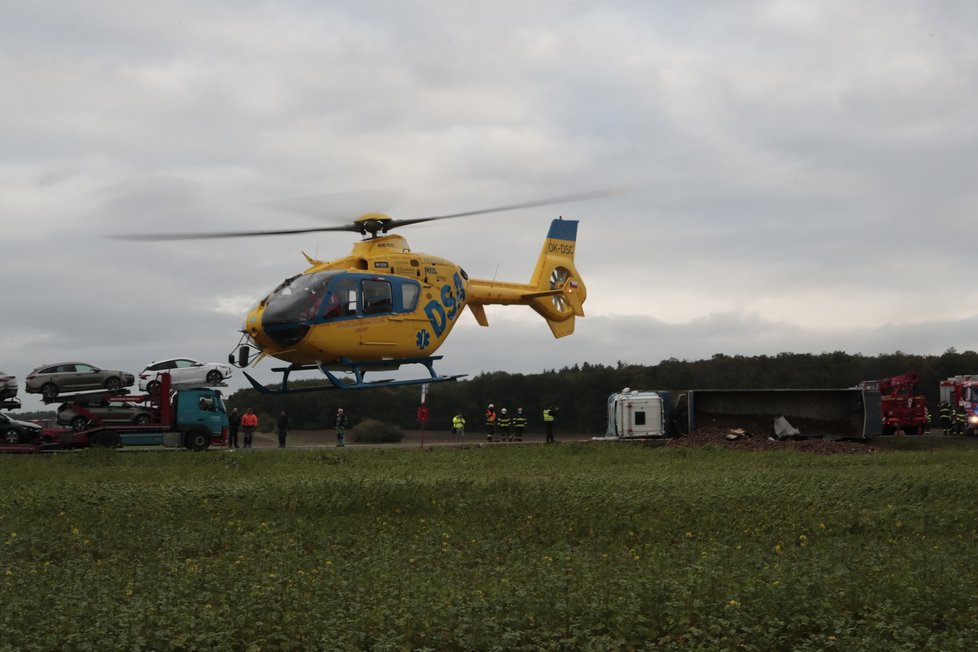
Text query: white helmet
501 408 507 414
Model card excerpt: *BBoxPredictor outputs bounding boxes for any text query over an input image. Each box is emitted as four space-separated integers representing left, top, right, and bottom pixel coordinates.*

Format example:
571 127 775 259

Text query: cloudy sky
4 1 978 411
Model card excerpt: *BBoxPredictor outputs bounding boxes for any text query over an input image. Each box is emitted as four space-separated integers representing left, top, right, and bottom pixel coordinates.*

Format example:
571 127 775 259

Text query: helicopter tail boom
465 217 586 338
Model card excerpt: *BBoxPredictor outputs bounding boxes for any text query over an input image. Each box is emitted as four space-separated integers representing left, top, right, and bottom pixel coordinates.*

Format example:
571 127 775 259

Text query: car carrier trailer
0 373 228 453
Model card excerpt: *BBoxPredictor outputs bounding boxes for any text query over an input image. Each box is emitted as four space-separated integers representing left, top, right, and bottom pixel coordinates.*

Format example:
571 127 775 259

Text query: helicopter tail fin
465 217 587 338
525 218 586 337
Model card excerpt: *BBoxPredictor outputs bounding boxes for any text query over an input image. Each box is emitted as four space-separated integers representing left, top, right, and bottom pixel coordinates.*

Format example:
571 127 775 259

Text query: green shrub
350 418 404 443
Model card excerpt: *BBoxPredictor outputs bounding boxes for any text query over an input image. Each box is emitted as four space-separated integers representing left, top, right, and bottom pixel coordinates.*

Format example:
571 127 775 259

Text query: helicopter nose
260 317 311 347
241 304 305 351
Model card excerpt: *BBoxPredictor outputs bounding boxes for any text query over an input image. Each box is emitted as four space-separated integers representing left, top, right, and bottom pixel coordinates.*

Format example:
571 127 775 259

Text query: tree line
223 349 978 435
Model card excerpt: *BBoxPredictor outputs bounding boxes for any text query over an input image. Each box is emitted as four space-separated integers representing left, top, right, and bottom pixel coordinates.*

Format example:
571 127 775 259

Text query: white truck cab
605 388 667 438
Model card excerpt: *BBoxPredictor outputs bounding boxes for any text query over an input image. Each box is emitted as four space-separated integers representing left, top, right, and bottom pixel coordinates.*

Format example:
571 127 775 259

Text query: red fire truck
940 375 978 435
861 373 929 436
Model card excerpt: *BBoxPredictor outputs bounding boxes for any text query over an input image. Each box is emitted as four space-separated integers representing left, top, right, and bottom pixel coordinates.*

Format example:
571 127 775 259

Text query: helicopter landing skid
242 355 466 395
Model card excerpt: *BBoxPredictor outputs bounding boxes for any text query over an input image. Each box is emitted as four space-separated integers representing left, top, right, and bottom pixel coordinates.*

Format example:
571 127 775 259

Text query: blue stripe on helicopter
546 218 578 242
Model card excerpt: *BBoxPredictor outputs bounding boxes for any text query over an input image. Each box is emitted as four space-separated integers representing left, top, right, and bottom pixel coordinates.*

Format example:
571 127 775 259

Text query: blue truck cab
123 387 228 450
55 379 229 451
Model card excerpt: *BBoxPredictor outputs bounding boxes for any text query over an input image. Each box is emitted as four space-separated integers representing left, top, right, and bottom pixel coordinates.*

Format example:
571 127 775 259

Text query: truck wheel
2 429 19 444
206 370 223 384
71 416 89 431
41 383 59 400
184 430 211 452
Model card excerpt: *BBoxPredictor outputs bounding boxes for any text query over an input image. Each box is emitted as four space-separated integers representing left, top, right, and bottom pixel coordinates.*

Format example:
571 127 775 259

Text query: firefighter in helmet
485 404 497 442
954 401 968 436
939 400 952 436
512 407 527 441
497 408 511 441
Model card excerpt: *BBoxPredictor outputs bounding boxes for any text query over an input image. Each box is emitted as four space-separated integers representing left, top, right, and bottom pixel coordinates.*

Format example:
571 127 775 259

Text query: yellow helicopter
121 191 609 393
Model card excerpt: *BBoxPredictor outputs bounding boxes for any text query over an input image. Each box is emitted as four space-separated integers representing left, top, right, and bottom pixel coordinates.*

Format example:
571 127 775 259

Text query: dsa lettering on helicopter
423 272 466 337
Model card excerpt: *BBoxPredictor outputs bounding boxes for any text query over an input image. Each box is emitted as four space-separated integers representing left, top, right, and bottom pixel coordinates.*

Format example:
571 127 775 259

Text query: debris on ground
725 428 750 441
772 415 801 439
666 413 877 454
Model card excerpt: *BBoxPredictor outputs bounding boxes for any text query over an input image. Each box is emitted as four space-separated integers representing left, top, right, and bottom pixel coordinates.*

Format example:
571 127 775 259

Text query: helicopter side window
319 292 342 320
362 279 393 315
400 282 420 312
327 277 359 317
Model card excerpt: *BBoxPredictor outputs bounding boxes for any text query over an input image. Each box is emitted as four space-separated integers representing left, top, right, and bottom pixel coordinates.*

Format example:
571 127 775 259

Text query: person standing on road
335 408 348 447
939 401 952 436
228 407 241 449
543 405 558 443
512 407 527 442
277 410 289 448
452 413 466 436
497 408 511 441
485 403 497 442
241 408 258 448
954 402 968 436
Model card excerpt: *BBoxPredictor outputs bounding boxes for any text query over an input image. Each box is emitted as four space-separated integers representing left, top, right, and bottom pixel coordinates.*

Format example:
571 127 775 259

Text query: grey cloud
5 1 978 412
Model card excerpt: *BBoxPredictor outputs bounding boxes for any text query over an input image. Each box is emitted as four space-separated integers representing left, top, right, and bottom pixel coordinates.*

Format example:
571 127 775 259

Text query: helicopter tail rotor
465 217 587 338
525 218 586 337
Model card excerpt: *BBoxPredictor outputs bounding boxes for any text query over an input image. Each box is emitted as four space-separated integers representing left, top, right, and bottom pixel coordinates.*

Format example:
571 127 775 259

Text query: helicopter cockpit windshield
264 271 340 324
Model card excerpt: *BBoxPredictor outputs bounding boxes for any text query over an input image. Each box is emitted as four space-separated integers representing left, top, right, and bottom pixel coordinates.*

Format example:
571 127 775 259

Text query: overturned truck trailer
687 387 882 439
605 387 883 440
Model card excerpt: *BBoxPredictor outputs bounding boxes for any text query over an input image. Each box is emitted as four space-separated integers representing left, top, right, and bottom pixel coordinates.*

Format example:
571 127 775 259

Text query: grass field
2 443 978 650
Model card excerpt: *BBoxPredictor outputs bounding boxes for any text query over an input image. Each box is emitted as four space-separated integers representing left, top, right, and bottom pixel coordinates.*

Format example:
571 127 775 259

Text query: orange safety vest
241 413 258 427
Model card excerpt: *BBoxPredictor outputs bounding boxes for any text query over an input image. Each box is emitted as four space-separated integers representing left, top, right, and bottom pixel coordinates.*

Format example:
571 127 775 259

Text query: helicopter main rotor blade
111 224 362 241
112 187 402 241
111 186 629 241
386 187 629 229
